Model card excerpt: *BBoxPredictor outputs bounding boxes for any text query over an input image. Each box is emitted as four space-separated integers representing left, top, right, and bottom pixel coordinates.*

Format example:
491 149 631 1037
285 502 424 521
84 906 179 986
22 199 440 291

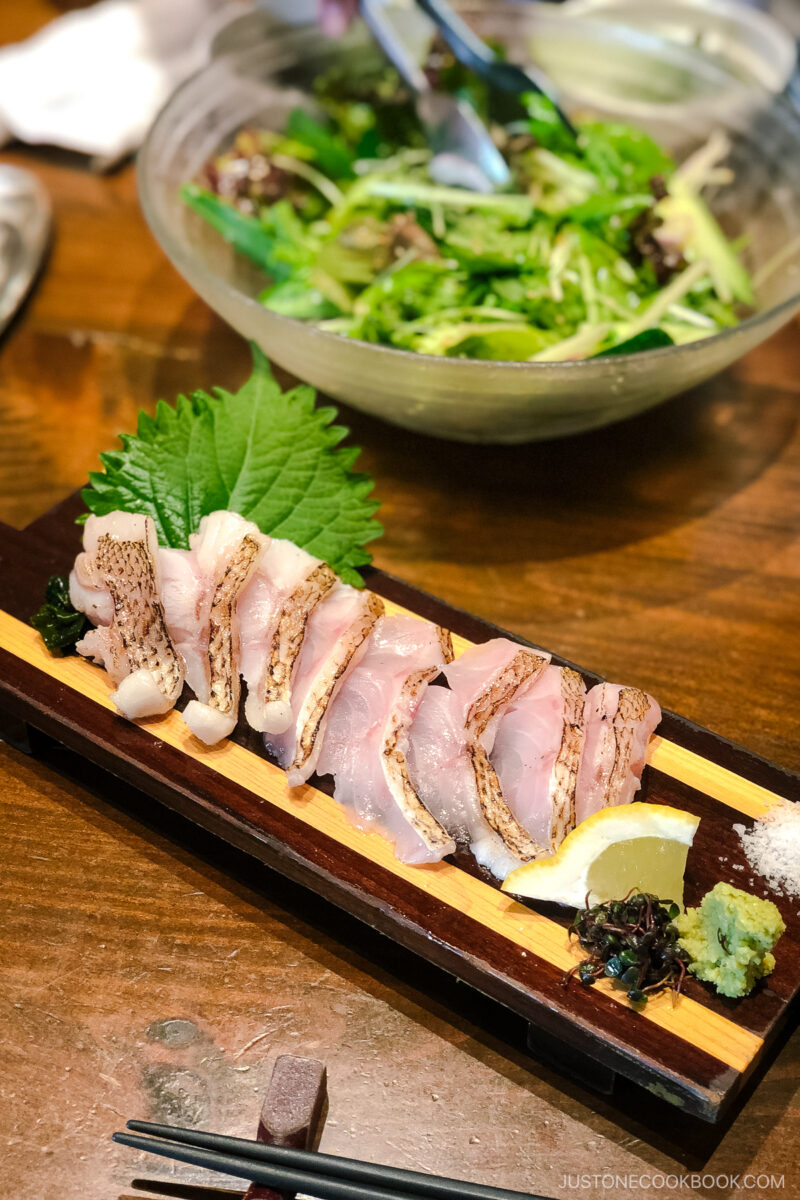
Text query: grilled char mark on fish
548 667 587 848
315 612 456 864
206 534 261 715
239 538 323 734
606 686 654 805
71 513 185 720
465 649 550 862
157 511 269 745
96 533 183 700
408 638 552 879
266 585 385 782
575 682 661 823
382 665 455 857
438 625 455 665
262 563 338 732
179 530 264 745
490 663 586 856
289 591 386 781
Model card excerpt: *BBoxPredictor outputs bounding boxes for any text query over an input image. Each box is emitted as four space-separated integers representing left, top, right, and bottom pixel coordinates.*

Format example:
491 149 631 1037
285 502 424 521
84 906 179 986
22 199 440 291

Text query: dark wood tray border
1 494 798 1125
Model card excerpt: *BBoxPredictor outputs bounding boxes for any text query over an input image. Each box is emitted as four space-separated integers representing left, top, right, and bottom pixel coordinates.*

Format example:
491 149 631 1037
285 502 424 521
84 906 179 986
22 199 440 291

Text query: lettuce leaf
523 93 576 156
594 328 674 357
579 122 674 194
181 188 316 282
285 108 356 180
81 345 382 585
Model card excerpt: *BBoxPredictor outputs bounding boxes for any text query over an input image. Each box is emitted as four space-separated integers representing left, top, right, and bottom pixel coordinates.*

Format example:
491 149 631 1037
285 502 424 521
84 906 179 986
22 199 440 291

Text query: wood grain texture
2 506 799 1121
0 616 767 1080
1 148 799 773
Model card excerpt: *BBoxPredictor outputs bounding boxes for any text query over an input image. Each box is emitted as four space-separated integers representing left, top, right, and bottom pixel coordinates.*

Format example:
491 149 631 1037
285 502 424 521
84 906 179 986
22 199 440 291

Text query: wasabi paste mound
677 882 785 998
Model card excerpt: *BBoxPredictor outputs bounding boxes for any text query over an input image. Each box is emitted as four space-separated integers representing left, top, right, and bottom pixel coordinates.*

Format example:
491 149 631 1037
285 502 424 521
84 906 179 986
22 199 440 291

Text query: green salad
183 50 753 362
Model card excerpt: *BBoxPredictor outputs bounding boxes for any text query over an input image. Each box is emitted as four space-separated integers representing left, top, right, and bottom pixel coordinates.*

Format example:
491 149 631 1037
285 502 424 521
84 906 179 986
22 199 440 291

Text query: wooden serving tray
1 494 798 1124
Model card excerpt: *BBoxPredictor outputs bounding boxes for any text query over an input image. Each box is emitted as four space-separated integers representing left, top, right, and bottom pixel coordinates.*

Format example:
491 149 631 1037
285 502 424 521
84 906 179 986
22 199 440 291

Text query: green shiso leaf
81 344 382 586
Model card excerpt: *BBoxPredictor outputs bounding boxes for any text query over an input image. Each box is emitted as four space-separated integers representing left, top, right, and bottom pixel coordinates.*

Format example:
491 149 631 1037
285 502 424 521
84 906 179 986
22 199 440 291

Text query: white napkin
0 0 250 162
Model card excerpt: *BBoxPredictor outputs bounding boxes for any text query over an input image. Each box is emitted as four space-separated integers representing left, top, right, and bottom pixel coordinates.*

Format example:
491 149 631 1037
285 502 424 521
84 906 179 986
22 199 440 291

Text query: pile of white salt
734 800 800 899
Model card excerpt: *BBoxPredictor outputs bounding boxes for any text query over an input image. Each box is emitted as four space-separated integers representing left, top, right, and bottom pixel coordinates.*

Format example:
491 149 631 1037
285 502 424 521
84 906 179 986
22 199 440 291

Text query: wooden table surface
2 6 800 1198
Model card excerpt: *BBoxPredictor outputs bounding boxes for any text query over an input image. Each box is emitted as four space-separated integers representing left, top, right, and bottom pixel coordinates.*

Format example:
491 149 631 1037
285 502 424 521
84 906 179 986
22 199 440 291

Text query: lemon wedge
501 803 700 909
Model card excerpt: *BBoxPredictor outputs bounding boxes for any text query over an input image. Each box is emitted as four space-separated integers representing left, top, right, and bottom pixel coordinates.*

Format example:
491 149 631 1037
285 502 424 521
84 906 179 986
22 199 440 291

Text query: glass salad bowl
138 4 800 443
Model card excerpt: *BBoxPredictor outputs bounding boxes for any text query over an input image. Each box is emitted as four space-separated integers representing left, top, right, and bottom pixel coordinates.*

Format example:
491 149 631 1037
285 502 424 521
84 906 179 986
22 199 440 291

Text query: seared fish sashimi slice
261 562 338 734
238 538 329 735
69 512 184 719
575 683 661 824
265 586 385 786
492 665 586 853
463 647 551 862
315 613 456 864
407 638 550 878
160 511 267 745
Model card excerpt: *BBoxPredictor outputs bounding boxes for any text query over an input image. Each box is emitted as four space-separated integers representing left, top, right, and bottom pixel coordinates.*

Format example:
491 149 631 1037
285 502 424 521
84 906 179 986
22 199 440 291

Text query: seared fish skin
382 664 455 858
261 563 338 735
205 534 262 715
238 539 331 736
70 513 184 719
465 649 551 862
575 682 661 823
407 638 551 879
548 667 587 846
266 588 385 786
492 664 587 854
315 613 456 864
159 511 268 745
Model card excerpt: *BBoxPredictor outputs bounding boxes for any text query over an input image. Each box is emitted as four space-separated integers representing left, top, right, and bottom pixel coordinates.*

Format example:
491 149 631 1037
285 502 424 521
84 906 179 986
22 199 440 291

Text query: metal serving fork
360 0 512 192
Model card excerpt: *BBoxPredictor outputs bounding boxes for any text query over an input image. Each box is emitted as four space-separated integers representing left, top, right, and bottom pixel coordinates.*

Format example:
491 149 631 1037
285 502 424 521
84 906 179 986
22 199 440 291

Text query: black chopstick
116 1134 460 1200
127 1185 242 1200
116 1123 551 1200
414 0 578 140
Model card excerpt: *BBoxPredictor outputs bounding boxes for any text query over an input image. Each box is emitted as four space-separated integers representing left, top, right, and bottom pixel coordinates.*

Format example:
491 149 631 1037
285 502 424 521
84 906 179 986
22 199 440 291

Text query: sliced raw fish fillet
462 645 551 862
407 638 550 877
407 685 520 879
266 585 385 785
69 512 184 719
260 562 338 732
159 511 267 745
315 613 456 864
492 665 586 852
575 683 661 824
158 547 207 702
238 539 335 735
